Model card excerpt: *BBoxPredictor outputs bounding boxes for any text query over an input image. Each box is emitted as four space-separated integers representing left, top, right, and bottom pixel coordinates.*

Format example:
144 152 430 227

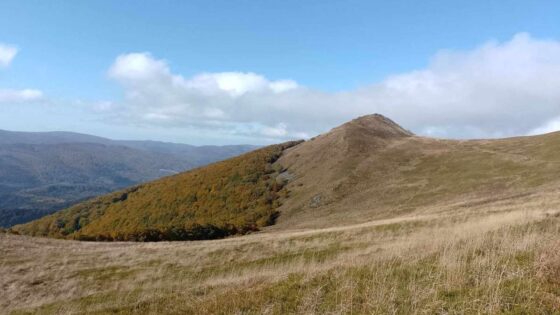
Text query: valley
0 129 256 227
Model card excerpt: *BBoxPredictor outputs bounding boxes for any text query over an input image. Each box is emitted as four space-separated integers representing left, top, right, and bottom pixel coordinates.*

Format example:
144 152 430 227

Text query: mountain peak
338 114 414 138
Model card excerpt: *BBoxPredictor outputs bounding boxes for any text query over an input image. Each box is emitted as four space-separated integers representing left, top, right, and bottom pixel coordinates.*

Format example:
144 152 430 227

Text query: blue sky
1 1 560 144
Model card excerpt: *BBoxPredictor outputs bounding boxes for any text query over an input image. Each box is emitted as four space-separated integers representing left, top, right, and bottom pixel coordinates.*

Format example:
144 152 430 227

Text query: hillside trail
271 212 440 237
206 212 443 245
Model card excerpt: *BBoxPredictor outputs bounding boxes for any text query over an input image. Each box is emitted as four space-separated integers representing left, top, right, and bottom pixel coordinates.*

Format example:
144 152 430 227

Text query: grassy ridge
274 125 560 230
12 141 302 241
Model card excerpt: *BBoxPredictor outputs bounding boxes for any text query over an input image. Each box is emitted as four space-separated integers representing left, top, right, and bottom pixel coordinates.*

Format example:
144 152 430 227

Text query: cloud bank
100 33 560 142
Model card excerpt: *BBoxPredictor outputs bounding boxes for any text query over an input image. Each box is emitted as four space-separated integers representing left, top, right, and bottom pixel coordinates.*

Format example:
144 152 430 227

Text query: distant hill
0 130 114 145
0 129 257 227
15 113 560 241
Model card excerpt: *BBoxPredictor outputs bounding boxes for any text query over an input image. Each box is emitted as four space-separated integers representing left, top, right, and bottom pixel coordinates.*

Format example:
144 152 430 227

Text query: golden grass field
2 185 560 314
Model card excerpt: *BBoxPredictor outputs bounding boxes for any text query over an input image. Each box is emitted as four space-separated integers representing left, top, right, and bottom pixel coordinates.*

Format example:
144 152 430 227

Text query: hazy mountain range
0 129 257 227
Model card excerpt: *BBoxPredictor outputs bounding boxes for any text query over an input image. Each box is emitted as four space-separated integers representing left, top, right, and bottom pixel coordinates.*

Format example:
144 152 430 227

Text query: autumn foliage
13 141 302 241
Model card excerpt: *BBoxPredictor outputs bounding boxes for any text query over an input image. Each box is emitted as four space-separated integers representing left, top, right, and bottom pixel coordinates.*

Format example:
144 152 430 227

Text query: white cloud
109 53 299 98
269 80 298 93
0 89 43 103
106 53 303 138
108 52 170 82
0 43 45 105
102 33 560 142
0 43 17 67
186 72 298 97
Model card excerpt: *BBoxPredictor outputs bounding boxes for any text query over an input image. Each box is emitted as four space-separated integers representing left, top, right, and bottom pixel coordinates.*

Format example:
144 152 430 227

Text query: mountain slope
274 114 560 229
13 141 301 240
14 114 560 240
0 130 257 227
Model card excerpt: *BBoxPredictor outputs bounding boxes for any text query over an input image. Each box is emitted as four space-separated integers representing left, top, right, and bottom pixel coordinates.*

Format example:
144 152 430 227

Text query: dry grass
275 120 560 230
2 187 560 314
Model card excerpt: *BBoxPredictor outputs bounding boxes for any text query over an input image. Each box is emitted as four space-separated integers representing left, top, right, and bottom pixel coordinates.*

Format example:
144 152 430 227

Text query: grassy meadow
2 186 560 314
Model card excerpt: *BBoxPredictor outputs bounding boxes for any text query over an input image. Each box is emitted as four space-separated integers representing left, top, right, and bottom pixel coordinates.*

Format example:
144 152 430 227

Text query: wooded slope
13 141 300 241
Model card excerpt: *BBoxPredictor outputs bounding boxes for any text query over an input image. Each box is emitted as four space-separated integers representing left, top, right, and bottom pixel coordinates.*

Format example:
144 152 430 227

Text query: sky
1 1 560 145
